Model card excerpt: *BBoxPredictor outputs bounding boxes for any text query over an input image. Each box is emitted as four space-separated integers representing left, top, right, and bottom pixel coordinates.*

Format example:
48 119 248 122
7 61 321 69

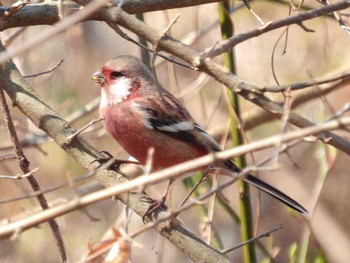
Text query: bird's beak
92 70 105 86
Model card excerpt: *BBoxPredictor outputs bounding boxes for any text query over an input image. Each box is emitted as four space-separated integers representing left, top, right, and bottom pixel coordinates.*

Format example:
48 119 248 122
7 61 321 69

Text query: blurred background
0 1 350 262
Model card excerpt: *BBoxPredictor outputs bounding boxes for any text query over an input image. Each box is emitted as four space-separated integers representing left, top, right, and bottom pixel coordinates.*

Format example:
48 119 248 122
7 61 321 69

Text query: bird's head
92 56 155 105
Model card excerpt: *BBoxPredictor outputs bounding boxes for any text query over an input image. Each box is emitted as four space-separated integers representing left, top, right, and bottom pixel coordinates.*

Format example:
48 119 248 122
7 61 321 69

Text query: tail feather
244 174 307 214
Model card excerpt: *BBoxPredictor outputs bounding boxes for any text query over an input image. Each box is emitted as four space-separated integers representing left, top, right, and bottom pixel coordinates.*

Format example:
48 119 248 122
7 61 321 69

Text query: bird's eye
111 71 124 79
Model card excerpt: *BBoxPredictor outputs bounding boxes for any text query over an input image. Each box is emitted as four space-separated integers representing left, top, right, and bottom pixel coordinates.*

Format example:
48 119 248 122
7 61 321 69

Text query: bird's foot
141 196 168 223
91 151 139 175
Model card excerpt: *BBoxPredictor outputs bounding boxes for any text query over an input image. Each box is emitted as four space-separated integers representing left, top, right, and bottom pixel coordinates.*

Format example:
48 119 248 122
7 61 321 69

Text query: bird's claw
142 196 168 223
91 151 114 165
91 151 138 176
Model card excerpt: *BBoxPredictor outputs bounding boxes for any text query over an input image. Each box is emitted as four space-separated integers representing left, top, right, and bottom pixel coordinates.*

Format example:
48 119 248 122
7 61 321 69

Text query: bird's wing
133 93 221 153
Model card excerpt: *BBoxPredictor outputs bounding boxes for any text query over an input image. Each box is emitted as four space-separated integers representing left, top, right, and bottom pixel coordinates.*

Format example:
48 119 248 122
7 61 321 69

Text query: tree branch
208 0 350 57
242 77 350 130
1 114 350 240
0 68 67 262
0 0 221 30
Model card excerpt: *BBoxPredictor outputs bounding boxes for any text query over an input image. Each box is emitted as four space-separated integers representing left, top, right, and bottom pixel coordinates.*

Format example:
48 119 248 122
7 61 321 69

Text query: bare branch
262 69 350 92
1 115 350 239
222 224 283 254
0 0 110 65
242 78 350 130
23 58 64 78
0 71 67 261
0 167 38 180
0 0 221 30
66 117 103 144
2 27 27 47
208 0 350 58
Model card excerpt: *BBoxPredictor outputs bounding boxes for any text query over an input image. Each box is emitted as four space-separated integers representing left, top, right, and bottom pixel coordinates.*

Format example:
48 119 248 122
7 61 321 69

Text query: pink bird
92 55 306 218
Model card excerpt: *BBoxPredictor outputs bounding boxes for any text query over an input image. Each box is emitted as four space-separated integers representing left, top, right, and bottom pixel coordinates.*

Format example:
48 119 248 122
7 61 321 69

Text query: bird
92 55 307 218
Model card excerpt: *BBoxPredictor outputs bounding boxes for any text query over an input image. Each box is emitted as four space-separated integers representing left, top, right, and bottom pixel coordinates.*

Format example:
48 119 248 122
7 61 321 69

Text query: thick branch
0 0 220 30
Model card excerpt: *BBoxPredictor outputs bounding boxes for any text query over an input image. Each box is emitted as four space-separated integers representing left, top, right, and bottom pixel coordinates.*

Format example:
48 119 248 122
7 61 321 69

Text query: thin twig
2 27 27 47
106 21 197 71
262 69 350 92
242 0 265 25
271 28 288 86
0 0 110 66
23 58 64 78
222 224 283 254
242 77 350 130
0 80 67 261
0 170 92 204
66 118 103 145
207 0 350 58
324 0 350 36
0 167 38 180
3 0 29 19
180 172 208 206
327 103 350 122
272 87 293 165
0 97 100 151
0 153 17 161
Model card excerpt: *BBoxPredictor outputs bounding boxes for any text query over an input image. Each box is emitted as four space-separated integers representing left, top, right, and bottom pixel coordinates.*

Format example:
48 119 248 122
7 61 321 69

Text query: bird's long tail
224 160 307 214
244 174 307 214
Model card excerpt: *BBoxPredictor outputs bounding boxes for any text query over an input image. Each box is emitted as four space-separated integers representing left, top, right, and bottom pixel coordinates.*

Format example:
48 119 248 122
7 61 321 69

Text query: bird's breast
99 103 206 170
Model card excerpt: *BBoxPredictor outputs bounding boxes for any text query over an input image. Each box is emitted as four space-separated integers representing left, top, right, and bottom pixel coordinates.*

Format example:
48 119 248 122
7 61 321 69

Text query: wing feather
133 94 220 153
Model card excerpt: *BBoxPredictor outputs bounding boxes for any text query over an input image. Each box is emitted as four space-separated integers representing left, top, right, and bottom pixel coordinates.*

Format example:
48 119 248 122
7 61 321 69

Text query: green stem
135 13 151 68
218 1 256 262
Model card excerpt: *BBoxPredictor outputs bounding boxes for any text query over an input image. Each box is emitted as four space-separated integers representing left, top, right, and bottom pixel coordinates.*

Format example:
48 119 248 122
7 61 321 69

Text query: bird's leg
142 178 175 222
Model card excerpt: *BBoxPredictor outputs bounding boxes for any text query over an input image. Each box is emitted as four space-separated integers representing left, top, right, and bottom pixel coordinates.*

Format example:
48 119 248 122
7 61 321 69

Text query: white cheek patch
99 88 109 109
109 77 132 104
157 121 193 132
